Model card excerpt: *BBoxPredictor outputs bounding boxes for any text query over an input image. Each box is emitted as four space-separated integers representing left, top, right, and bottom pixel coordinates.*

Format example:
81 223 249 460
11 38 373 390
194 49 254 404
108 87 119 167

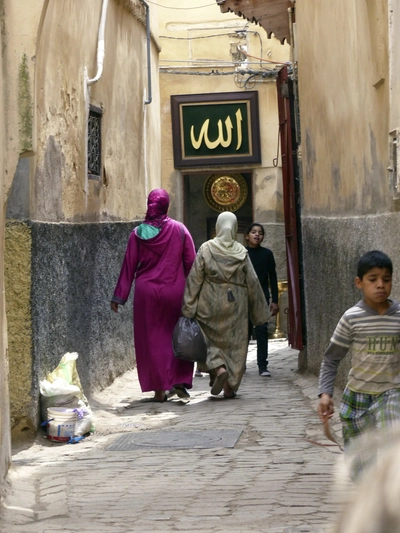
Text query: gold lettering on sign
190 109 243 151
235 109 242 150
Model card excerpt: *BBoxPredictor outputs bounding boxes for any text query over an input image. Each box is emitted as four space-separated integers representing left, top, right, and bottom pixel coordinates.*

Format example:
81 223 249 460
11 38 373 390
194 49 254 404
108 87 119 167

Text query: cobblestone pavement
1 340 353 533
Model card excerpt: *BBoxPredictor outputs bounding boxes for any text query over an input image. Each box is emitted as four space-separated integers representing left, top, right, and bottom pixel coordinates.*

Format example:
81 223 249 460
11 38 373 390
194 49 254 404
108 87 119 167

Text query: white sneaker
260 370 271 377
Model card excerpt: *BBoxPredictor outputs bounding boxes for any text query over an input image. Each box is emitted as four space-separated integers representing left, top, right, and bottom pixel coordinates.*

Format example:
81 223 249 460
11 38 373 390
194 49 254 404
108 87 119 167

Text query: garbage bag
172 317 207 363
45 352 88 405
40 352 93 435
40 377 80 397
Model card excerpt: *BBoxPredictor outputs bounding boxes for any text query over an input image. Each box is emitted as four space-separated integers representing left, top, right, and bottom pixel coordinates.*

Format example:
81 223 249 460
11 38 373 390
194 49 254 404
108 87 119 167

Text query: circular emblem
204 174 248 212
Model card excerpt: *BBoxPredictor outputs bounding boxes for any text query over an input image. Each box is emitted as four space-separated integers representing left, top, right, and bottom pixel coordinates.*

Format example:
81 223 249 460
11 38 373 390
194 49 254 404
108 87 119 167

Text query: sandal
167 386 190 400
151 394 168 403
210 370 228 396
224 391 237 399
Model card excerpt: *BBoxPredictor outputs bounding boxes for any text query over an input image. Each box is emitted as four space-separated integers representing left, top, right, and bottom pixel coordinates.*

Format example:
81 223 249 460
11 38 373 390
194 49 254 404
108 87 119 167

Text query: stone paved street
1 341 353 533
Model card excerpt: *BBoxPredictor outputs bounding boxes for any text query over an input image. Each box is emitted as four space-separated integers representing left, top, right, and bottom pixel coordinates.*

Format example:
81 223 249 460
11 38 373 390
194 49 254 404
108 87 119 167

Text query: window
88 105 102 180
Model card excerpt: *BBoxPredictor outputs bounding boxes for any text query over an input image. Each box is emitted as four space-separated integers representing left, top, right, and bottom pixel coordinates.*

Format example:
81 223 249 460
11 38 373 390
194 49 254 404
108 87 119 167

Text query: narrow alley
1 341 352 533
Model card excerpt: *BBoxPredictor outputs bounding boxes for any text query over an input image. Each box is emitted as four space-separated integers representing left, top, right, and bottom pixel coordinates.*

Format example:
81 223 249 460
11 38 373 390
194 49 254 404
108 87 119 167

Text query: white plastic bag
40 352 93 435
40 377 80 397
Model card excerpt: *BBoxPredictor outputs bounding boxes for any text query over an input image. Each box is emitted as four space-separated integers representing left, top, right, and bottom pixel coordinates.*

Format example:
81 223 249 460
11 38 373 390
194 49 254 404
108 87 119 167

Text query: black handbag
172 317 207 363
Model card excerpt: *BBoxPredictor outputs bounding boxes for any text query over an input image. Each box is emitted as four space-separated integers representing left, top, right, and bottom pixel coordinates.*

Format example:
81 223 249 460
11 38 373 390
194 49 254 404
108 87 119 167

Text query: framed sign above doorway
171 91 261 168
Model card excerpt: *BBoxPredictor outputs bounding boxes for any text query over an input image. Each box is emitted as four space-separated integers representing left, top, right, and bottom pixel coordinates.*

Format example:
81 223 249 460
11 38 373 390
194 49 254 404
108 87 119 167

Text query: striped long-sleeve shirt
318 299 400 396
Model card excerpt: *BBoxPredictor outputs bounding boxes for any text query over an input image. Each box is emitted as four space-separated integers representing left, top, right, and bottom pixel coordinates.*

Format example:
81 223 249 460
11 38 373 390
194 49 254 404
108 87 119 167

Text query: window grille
88 105 102 179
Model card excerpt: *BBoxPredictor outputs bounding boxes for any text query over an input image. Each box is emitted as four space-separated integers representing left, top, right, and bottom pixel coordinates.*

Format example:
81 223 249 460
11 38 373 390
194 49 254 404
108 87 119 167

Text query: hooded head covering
208 211 247 261
144 189 170 228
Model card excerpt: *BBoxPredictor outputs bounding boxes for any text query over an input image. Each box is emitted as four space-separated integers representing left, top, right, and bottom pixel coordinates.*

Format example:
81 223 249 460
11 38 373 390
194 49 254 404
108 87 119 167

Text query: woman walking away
111 189 196 402
181 211 270 399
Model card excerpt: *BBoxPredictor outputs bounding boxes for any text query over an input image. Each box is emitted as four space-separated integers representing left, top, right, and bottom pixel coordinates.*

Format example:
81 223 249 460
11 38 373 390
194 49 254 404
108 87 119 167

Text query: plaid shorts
340 386 400 445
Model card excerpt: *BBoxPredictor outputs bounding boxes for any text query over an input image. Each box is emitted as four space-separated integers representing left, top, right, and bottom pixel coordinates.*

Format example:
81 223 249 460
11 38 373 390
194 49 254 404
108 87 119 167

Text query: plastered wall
0 8 12 486
33 0 161 222
3 0 162 452
296 0 390 217
295 0 400 379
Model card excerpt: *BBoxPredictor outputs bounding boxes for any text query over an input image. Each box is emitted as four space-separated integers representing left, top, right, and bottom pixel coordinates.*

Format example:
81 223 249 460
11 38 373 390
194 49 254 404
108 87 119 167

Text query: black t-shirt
246 246 278 304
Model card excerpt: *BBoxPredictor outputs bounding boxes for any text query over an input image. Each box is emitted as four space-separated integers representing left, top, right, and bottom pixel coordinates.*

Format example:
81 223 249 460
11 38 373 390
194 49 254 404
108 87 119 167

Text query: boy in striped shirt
318 250 400 466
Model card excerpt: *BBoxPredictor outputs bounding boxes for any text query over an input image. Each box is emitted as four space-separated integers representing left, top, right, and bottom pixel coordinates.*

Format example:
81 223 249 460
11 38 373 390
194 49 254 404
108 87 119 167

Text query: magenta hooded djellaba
111 189 196 400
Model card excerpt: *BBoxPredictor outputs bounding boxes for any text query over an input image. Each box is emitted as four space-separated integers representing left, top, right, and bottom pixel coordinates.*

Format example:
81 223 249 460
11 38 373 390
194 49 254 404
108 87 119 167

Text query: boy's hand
318 393 334 422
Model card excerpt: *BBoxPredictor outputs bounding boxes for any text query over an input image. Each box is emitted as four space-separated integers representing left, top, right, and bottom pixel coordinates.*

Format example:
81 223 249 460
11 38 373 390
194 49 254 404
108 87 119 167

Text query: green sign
171 92 261 168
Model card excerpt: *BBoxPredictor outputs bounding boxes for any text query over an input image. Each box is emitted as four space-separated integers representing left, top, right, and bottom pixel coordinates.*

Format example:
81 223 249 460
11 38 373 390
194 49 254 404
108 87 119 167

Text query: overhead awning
217 0 293 44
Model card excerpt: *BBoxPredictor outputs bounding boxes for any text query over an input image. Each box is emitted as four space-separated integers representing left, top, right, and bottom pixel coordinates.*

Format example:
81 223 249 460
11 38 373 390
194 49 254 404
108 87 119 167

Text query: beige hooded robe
182 212 270 392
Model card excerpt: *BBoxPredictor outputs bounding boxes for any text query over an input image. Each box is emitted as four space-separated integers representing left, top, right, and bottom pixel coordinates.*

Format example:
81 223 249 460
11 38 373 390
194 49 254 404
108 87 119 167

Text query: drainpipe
83 0 109 206
139 0 152 197
139 0 152 105
87 0 109 86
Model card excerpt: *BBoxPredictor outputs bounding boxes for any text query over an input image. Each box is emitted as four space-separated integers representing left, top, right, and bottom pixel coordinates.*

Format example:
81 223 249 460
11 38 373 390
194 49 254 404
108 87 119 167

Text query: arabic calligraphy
190 109 243 151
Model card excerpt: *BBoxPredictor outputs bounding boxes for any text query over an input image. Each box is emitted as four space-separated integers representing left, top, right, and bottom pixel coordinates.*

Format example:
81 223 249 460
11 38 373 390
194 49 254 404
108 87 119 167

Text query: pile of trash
40 352 93 443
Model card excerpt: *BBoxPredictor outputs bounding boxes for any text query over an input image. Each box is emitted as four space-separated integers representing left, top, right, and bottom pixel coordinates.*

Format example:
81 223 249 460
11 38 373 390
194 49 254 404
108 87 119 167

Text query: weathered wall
3 0 162 445
295 0 400 378
302 213 400 389
33 0 161 222
297 0 390 217
389 0 400 132
1 0 42 184
4 223 33 440
159 2 289 277
30 222 137 423
4 220 138 437
0 1 12 486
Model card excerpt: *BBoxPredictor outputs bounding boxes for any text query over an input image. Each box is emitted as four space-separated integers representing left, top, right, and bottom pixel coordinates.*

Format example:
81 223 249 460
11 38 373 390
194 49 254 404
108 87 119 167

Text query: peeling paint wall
159 3 290 279
1 0 42 190
33 0 161 222
18 54 33 154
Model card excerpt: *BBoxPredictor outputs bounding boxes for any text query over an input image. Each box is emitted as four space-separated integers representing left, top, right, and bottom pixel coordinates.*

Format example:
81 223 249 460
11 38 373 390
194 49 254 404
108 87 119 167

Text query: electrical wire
159 68 280 78
159 30 258 41
148 0 224 9
159 58 273 66
240 49 290 66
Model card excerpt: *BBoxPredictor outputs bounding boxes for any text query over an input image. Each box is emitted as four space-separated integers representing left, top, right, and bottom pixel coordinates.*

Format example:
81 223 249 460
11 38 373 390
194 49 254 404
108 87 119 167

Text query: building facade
219 0 400 389
159 1 290 280
1 0 162 483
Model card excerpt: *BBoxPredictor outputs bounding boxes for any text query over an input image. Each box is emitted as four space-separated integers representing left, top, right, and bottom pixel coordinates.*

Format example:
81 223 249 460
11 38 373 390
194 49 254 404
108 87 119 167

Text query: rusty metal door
276 66 305 351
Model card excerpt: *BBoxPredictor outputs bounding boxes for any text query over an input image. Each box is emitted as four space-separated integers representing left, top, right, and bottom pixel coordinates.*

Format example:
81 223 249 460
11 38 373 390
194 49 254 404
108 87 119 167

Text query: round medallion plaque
204 174 248 212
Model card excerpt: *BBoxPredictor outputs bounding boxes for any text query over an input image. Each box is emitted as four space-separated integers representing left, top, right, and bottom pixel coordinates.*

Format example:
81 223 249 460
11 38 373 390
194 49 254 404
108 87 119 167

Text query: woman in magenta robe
111 189 196 402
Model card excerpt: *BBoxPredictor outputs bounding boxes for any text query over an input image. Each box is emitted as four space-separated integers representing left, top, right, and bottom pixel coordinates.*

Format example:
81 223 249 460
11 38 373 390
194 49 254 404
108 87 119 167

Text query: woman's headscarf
208 211 247 261
143 189 170 228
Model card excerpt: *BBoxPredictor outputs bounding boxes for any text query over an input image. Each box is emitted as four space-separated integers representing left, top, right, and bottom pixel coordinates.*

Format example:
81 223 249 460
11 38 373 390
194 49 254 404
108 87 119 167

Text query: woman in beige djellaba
182 211 270 399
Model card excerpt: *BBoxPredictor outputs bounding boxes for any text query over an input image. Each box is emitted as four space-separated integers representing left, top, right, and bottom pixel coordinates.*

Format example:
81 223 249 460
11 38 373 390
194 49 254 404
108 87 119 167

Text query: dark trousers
248 321 269 373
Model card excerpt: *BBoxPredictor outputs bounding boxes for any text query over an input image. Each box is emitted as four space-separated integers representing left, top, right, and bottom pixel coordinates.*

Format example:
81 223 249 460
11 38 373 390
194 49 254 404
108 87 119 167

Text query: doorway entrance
183 172 253 250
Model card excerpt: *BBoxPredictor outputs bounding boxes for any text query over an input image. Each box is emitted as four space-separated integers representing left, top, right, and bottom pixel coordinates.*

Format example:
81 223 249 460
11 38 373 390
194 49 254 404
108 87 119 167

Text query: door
276 66 305 351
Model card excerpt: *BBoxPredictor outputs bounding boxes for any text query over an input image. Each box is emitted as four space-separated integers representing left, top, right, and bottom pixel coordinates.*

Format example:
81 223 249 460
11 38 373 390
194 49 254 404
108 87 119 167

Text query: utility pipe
139 0 152 105
87 0 109 86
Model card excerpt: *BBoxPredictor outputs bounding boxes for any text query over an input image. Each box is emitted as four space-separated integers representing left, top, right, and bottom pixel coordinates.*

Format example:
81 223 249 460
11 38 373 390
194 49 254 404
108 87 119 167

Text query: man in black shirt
245 223 279 376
